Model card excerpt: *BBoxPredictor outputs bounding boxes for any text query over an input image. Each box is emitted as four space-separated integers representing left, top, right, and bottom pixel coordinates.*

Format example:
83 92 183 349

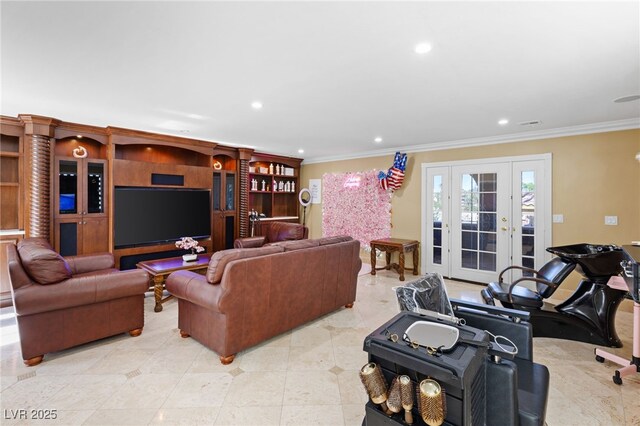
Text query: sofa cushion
269 239 320 251
17 237 52 250
17 243 72 285
206 245 284 284
317 236 353 246
266 222 306 242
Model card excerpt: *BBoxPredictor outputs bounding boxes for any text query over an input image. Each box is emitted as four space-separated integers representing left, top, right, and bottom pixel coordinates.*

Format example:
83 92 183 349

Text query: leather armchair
7 238 149 366
234 221 308 248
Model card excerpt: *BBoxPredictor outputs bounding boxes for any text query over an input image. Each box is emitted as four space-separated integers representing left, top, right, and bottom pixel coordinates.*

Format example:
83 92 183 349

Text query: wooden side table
370 238 420 281
137 253 210 312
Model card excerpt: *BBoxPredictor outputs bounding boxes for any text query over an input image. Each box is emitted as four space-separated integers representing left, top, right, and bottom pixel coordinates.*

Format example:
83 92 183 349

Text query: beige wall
300 129 640 292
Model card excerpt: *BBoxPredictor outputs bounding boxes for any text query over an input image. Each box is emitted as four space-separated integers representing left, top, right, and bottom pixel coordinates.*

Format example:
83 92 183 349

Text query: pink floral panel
322 170 392 249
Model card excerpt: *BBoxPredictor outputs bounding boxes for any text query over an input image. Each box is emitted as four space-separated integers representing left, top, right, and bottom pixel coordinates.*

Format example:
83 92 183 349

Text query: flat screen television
114 187 211 248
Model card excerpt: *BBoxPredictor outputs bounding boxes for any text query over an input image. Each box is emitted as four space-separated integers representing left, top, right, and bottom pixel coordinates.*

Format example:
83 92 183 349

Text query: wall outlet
604 216 618 226
552 214 564 223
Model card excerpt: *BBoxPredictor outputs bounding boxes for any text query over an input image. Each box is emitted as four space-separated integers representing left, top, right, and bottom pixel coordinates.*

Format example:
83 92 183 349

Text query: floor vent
126 369 142 379
17 371 36 382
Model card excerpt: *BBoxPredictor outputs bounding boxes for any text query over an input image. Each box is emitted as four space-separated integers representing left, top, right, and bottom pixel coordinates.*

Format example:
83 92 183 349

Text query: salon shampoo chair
481 257 576 309
451 299 549 426
481 243 627 347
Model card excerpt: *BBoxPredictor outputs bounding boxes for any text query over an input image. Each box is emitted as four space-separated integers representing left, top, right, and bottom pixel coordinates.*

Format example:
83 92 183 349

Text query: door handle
501 226 508 231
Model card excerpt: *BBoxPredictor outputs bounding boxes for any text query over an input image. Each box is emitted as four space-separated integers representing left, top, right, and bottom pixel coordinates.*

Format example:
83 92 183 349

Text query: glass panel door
212 172 221 211
423 156 550 284
511 160 548 284
451 163 510 283
424 167 449 277
225 172 235 212
86 162 104 214
59 160 78 215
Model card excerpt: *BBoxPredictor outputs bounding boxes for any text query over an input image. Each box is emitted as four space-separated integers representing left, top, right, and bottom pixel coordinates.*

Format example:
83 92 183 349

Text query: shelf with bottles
248 161 297 178
249 176 297 194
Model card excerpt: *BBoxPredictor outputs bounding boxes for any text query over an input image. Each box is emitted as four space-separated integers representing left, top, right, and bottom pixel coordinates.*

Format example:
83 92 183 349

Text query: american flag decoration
378 152 408 193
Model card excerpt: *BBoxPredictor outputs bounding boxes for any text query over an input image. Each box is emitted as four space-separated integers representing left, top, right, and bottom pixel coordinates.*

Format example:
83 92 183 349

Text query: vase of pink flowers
176 237 205 262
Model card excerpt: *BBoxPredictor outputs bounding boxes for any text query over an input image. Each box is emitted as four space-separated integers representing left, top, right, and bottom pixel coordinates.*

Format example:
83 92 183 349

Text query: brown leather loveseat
7 238 149 366
233 221 308 248
166 236 361 364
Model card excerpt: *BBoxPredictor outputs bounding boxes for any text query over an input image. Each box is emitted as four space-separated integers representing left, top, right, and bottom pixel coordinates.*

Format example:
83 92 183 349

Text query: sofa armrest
94 269 149 302
233 236 266 248
13 269 149 316
166 270 223 313
65 253 115 275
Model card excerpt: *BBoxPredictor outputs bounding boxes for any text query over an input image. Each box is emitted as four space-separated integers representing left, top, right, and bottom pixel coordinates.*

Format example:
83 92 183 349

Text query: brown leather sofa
233 221 308 248
7 238 149 366
166 236 361 364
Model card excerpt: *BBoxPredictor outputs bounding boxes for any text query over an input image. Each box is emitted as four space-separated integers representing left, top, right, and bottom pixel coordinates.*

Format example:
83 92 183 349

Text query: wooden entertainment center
0 114 303 306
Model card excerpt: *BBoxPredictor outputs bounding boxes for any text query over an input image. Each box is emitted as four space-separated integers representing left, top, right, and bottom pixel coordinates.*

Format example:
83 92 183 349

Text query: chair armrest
498 265 537 283
450 298 531 322
233 236 266 248
507 277 557 303
166 270 223 313
65 253 115 275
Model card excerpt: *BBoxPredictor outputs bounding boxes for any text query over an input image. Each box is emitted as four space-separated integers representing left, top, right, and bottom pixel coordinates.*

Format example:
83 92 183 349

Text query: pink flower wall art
322 170 392 249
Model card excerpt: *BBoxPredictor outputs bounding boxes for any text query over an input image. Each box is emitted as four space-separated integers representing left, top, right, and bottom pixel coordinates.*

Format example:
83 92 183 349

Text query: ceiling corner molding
302 118 640 165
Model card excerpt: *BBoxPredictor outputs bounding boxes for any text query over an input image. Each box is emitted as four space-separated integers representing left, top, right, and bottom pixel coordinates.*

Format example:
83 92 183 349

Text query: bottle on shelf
269 163 274 174
261 180 266 191
276 164 280 175
292 181 295 192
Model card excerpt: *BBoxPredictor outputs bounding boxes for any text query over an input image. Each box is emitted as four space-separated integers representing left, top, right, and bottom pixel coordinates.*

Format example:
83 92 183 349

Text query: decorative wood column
238 148 254 238
19 115 59 241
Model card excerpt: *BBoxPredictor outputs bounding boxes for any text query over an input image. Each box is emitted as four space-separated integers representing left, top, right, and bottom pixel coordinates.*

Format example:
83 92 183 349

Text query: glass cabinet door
59 160 78 215
213 172 222 211
225 172 235 211
87 162 104 214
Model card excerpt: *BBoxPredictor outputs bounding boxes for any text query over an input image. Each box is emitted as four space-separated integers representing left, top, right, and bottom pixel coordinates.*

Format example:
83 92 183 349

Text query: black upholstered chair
451 298 550 426
481 257 576 308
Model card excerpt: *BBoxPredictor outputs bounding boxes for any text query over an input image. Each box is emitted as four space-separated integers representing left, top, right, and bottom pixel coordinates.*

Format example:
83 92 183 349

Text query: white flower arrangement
175 237 205 255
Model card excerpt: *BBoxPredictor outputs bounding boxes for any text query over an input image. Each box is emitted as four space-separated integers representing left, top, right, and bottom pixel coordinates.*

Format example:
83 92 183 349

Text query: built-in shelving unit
249 154 302 219
0 119 23 307
0 134 21 230
0 114 306 282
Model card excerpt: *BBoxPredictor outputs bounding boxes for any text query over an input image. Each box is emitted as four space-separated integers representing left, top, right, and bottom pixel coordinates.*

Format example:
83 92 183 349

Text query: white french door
425 167 450 279
451 163 511 282
422 155 551 284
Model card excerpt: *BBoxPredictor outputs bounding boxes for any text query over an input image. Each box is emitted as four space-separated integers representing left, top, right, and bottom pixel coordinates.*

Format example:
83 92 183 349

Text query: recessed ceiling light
613 95 640 103
374 137 383 143
498 119 509 126
415 42 432 54
298 149 304 154
178 129 190 134
76 135 83 139
251 101 263 109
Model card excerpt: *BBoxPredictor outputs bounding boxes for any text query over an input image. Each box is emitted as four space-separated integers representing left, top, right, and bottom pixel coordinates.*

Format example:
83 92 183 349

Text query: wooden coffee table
370 238 420 281
137 253 210 312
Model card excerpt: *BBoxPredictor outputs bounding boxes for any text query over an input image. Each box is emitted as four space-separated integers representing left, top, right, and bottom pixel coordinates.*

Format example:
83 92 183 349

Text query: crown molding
302 118 640 165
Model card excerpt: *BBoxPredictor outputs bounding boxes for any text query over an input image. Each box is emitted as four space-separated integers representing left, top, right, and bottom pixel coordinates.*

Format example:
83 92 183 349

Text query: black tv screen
115 187 210 248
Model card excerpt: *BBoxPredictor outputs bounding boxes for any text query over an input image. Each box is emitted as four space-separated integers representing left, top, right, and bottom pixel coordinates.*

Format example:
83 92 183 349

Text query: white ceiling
2 1 639 163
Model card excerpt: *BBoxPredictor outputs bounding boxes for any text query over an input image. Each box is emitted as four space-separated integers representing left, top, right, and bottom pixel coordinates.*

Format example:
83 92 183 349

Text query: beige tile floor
1 269 638 425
